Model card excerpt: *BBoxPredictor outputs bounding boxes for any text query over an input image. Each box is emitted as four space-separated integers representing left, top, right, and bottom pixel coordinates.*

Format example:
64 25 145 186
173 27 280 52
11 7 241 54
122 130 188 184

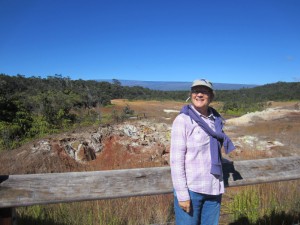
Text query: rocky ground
224 101 300 160
0 101 299 175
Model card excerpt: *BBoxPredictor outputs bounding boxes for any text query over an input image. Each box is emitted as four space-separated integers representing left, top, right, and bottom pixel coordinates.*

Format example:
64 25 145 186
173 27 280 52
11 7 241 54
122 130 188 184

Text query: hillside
97 79 258 90
1 74 300 151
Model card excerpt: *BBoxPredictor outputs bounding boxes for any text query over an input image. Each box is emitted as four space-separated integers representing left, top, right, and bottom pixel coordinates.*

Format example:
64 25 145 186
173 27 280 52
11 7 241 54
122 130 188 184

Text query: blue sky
0 0 299 85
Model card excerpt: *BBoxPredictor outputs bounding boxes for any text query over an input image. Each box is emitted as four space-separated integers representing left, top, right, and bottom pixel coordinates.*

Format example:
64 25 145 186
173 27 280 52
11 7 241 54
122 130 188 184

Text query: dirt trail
226 107 300 126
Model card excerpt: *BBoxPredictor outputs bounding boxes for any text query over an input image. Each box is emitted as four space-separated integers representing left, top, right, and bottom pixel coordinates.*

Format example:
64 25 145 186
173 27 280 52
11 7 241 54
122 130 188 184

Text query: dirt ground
107 99 300 159
0 100 299 174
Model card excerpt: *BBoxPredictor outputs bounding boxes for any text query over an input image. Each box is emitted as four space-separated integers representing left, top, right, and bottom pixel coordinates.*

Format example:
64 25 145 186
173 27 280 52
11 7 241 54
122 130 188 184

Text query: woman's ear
211 92 215 101
208 94 214 104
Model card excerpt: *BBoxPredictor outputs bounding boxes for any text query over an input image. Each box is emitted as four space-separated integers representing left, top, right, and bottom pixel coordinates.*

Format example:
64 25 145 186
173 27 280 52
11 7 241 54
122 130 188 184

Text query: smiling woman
190 79 215 116
170 79 236 225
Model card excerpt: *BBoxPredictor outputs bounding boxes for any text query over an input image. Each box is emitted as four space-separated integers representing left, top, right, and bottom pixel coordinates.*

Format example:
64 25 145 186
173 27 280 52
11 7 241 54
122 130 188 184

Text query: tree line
214 82 300 115
0 74 183 150
1 73 299 150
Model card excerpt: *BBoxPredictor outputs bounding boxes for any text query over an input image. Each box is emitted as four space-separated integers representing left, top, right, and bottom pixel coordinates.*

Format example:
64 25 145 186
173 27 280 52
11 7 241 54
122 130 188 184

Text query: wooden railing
1 156 300 224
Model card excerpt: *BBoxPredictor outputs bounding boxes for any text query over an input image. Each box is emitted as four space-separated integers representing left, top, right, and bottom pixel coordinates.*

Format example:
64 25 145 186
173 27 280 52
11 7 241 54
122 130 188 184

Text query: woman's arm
170 115 190 201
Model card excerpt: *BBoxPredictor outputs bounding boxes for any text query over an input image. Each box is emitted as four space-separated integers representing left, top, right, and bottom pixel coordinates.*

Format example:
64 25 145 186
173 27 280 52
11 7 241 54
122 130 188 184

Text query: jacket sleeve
170 114 190 201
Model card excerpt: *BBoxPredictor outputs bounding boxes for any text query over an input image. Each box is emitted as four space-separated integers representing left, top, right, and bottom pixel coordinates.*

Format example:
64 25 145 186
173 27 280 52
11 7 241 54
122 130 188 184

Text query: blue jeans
174 190 222 225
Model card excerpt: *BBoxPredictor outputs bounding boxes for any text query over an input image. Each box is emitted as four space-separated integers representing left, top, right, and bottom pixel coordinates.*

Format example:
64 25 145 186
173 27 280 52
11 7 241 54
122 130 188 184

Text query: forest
1 73 300 150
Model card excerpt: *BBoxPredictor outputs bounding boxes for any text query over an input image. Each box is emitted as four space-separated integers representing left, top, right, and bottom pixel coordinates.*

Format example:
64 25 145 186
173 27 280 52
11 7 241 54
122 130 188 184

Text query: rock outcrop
57 121 172 164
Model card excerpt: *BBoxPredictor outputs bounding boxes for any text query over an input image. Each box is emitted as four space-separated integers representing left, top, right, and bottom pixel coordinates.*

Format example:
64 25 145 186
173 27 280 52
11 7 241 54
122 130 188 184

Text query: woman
170 79 235 225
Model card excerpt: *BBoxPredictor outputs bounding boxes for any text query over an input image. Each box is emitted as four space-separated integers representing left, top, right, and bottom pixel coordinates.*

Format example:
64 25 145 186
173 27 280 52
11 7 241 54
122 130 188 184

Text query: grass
222 181 300 225
17 195 174 225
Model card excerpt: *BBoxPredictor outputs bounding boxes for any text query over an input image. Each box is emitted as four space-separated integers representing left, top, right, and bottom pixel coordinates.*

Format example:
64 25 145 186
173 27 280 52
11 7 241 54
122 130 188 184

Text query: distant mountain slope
97 79 258 91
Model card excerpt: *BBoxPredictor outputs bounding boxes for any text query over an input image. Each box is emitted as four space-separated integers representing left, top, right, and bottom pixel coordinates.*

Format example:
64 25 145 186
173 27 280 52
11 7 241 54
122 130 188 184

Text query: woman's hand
179 200 191 213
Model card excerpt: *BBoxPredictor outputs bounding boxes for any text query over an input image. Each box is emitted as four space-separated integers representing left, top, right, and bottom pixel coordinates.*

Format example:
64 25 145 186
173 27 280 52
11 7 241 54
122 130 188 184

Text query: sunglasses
191 89 212 95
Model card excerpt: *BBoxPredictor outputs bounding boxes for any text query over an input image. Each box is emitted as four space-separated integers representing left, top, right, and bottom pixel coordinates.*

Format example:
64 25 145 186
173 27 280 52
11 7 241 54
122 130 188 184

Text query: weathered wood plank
0 156 300 208
222 156 300 186
0 167 172 208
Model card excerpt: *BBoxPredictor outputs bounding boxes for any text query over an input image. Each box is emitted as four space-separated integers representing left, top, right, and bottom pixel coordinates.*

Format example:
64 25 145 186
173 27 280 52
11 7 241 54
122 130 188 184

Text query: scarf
180 105 235 176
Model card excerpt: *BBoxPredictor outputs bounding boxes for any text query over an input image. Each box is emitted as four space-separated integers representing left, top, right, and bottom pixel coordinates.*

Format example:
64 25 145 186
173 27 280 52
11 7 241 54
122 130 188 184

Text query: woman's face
190 86 213 111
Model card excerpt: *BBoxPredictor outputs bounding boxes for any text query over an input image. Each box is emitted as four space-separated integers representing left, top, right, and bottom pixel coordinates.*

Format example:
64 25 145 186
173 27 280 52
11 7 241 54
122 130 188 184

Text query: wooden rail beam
1 156 300 208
